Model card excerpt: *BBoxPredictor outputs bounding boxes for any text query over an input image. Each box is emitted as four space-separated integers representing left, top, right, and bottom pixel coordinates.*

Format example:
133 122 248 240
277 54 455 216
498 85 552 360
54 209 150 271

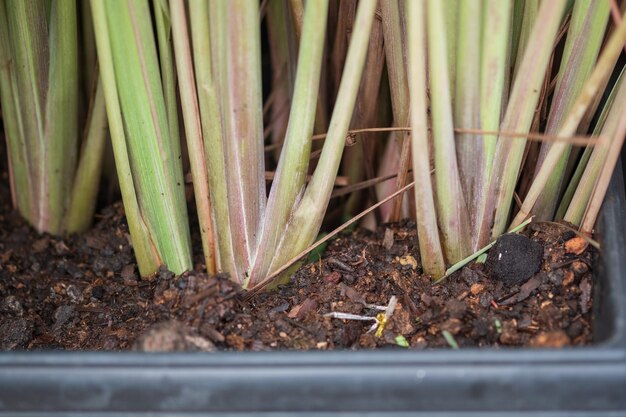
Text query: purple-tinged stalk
209 0 267 281
453 0 483 247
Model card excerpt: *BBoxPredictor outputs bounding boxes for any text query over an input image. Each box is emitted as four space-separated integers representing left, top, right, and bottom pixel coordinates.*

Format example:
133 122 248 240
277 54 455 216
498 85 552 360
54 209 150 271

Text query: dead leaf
323 271 342 284
564 236 588 255
398 255 418 269
32 238 49 253
562 270 575 286
339 283 367 305
470 283 484 295
288 298 318 319
500 275 542 305
382 228 394 250
579 277 592 314
530 330 570 348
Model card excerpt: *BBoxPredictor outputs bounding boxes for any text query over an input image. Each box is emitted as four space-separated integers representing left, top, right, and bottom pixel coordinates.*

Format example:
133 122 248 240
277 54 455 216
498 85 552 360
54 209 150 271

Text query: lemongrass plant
85 0 378 286
0 0 107 235
394 0 626 279
4 0 625 290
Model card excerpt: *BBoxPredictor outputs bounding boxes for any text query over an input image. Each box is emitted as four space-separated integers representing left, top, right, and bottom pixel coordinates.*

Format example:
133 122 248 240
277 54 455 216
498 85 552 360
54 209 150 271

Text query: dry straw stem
380 0 411 222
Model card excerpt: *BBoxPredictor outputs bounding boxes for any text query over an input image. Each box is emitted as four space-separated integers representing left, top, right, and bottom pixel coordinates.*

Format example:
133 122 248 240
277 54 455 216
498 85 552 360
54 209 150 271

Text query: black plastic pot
1 168 626 416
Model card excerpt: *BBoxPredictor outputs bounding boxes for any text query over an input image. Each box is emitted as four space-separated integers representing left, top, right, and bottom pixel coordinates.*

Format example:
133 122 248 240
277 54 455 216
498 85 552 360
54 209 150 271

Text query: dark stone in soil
0 318 33 350
486 233 543 286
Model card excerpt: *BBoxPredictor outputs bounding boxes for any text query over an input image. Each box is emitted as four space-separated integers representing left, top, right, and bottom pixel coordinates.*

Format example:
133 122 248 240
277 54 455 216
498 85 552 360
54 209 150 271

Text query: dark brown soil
0 170 595 351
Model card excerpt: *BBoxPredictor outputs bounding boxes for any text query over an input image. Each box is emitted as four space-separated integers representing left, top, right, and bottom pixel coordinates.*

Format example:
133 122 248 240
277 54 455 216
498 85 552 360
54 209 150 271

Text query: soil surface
0 171 596 351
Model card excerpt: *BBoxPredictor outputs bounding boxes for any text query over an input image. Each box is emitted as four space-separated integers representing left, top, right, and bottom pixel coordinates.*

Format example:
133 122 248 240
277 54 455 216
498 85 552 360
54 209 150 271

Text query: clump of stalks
0 0 107 235
1 0 625 289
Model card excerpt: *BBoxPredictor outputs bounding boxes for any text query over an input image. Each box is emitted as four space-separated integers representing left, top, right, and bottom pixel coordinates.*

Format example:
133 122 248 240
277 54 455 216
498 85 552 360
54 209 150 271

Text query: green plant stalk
189 0 235 275
405 0 445 278
65 79 107 233
264 0 378 279
530 0 610 220
0 0 33 218
442 0 458 109
472 1 513 247
45 0 79 234
509 0 526 70
210 0 266 281
556 68 623 220
288 0 329 136
564 71 626 226
106 0 191 273
169 0 217 275
80 0 98 100
96 0 192 274
480 0 511 178
266 0 296 157
427 0 471 263
90 0 162 276
4 0 79 234
246 0 329 287
476 0 566 246
153 0 182 158
380 0 411 222
512 0 539 78
510 14 626 229
454 0 483 242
